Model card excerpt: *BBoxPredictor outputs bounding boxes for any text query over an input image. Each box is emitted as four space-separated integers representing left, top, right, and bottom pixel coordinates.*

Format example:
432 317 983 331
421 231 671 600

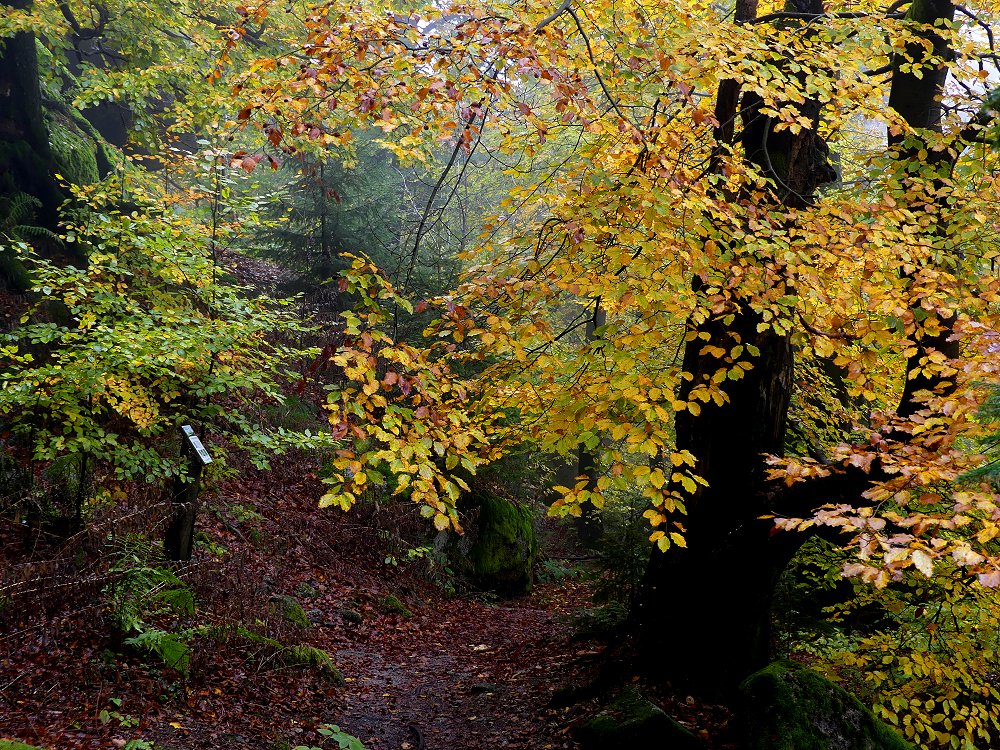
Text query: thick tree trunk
634 0 960 695
0 0 65 225
634 0 834 693
635 307 798 689
888 0 958 419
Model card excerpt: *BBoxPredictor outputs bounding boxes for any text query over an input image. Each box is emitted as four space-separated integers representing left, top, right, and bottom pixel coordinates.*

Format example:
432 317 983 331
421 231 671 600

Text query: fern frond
1 193 41 229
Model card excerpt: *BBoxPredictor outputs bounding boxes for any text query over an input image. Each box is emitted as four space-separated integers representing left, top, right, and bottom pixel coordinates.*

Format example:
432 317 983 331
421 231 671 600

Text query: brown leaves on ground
0 450 740 749
0 453 598 750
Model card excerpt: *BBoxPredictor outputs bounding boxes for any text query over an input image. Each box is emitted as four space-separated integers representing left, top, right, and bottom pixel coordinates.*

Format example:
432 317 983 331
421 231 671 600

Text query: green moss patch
575 686 701 750
0 740 47 750
269 594 310 628
466 491 538 596
281 645 344 684
48 113 100 186
739 660 914 750
378 595 413 617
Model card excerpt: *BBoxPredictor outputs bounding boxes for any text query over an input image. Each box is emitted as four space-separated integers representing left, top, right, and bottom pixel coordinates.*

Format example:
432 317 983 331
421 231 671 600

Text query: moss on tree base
464 490 538 596
738 660 914 750
574 686 701 750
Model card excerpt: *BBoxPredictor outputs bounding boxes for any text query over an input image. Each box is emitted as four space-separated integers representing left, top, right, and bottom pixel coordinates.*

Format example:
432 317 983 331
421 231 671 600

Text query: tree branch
535 0 570 32
750 10 902 24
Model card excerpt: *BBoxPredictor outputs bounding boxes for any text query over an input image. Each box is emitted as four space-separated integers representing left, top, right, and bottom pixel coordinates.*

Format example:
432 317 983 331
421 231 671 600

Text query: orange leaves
227 152 280 173
265 125 283 148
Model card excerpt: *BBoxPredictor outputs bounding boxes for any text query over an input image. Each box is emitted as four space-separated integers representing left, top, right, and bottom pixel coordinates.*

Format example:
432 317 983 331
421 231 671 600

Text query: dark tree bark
633 0 817 692
0 0 66 226
164 460 203 561
631 0 958 694
574 300 606 546
887 0 959 420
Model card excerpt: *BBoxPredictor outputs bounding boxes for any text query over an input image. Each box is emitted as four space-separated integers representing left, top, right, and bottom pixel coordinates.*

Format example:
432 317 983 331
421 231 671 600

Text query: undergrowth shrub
555 489 650 639
202 624 342 683
777 540 1000 750
0 437 32 517
826 571 1000 750
536 558 585 583
104 534 196 673
591 490 650 608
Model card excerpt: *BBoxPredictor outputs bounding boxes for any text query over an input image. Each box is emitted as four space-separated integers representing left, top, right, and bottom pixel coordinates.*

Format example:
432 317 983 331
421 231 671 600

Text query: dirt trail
252 465 597 750
327 597 589 750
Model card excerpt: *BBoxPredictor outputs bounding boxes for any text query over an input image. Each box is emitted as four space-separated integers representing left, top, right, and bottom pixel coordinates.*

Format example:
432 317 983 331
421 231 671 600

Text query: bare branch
750 10 902 24
534 0 570 32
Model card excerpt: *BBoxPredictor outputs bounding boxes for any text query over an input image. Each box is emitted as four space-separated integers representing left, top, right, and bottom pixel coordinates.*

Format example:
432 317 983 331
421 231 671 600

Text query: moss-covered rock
0 740 47 750
738 660 914 750
337 606 364 624
269 594 310 628
281 644 344 685
462 490 538 596
574 686 701 750
295 581 319 599
48 113 100 186
378 595 413 617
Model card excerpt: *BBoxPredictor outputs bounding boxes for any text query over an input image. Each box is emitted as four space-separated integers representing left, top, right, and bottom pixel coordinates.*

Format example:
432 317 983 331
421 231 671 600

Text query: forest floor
0 449 712 750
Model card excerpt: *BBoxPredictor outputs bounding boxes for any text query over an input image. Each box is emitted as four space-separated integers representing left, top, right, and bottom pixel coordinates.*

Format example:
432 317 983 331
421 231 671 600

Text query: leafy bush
0 175 328 485
778 541 1000 749
825 571 1000 749
591 490 651 608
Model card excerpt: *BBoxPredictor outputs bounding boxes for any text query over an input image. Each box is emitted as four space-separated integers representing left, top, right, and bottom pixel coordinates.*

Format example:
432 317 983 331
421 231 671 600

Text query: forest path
325 594 592 750
253 459 599 750
0 454 599 750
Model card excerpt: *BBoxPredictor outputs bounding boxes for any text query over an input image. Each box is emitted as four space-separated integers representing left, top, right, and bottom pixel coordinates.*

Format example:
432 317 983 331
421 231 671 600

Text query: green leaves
0 174 320 482
293 724 368 750
124 629 192 673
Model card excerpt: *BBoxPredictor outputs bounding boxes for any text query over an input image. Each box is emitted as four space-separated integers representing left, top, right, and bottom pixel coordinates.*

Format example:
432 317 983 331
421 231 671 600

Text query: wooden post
164 426 211 561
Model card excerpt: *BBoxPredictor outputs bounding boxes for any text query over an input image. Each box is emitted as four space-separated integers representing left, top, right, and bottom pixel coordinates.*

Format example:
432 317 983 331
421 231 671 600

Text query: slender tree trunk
164 463 202 561
164 433 204 561
575 299 606 546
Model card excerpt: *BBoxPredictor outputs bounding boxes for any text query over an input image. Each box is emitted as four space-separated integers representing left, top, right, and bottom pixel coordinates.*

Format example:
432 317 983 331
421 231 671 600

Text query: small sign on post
181 425 213 465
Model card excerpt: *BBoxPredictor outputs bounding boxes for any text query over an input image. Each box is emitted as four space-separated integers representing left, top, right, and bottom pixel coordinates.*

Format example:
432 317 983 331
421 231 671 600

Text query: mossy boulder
280 645 344 685
738 660 914 750
574 686 701 750
337 606 364 624
269 594 310 628
378 595 413 617
459 490 538 596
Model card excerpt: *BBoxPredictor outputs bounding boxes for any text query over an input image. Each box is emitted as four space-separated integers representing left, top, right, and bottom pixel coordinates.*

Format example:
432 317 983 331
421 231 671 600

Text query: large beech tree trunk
633 0 957 693
634 305 799 689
